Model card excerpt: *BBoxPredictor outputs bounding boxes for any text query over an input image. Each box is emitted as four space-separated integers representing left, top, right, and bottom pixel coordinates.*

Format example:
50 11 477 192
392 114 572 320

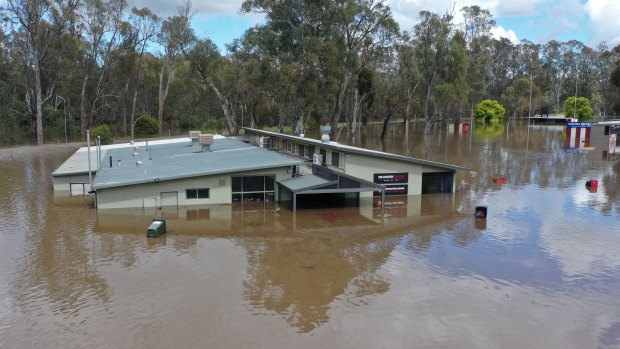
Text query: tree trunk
131 90 137 138
80 75 89 140
331 74 351 139
157 64 166 134
34 57 44 145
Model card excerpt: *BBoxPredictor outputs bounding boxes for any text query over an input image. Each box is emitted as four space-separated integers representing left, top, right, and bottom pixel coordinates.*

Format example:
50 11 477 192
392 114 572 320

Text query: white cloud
491 25 519 43
585 0 620 47
127 0 243 18
494 0 538 16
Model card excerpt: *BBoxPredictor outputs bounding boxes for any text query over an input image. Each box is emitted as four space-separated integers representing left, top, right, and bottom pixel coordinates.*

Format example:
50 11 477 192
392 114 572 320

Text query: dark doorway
422 172 454 194
296 193 359 209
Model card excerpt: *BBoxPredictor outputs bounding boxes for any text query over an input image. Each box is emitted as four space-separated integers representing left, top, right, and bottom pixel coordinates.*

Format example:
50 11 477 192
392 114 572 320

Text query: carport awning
278 174 337 193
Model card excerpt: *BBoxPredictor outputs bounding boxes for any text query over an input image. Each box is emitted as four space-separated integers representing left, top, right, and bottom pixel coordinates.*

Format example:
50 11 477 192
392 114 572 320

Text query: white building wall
96 167 292 209
52 173 91 191
344 154 451 196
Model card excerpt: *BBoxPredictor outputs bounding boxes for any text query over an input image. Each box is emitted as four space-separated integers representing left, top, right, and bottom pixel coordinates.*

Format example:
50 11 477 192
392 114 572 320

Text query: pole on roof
87 130 92 189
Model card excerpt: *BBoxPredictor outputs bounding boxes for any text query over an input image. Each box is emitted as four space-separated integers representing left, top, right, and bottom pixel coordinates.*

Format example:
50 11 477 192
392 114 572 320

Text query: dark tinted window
243 176 264 192
332 152 340 167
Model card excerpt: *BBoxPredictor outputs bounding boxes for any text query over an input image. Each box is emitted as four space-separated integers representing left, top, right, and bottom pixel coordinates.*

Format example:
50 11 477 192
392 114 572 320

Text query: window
186 188 210 199
231 175 276 202
331 151 340 167
320 148 327 164
308 145 315 158
298 144 305 157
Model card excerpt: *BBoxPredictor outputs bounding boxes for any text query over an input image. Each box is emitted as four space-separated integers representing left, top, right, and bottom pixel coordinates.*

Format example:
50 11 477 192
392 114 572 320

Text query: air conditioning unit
313 153 323 166
259 136 271 148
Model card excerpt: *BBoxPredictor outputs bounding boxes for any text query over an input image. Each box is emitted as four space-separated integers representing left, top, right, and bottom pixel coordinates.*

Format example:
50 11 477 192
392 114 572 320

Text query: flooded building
243 128 469 199
52 130 469 211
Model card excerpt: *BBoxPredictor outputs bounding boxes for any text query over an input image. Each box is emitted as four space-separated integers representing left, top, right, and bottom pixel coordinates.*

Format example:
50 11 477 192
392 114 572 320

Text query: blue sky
128 0 620 51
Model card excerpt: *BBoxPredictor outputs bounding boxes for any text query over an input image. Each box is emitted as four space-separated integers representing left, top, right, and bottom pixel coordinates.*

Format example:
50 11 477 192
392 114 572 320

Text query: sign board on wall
566 122 592 128
373 172 408 184
374 185 408 196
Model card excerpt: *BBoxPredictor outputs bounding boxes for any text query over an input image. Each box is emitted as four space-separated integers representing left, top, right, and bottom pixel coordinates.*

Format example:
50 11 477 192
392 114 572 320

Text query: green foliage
474 122 505 141
91 125 113 145
563 97 593 121
474 100 505 124
134 114 159 136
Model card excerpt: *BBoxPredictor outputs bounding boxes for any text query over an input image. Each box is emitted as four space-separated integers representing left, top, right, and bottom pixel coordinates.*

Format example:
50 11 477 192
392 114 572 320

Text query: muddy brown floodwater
1 122 620 348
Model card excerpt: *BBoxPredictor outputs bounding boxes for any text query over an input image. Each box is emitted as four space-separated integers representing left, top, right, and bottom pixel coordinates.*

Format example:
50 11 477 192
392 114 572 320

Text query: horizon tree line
0 0 619 145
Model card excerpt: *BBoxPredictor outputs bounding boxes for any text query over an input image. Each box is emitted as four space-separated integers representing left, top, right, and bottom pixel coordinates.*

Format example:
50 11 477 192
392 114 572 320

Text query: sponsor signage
373 172 408 184
375 185 408 196
564 148 590 154
567 122 592 128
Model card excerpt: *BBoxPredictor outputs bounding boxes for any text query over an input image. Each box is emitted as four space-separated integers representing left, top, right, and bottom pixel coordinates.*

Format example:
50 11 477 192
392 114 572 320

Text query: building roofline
93 161 301 190
244 128 472 173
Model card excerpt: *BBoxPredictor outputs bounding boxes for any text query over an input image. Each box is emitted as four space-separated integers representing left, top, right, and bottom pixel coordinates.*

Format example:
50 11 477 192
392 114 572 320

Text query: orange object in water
494 178 507 184
589 179 598 187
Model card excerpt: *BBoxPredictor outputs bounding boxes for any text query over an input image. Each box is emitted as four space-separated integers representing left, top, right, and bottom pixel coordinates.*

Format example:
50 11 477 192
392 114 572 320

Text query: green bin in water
147 220 166 237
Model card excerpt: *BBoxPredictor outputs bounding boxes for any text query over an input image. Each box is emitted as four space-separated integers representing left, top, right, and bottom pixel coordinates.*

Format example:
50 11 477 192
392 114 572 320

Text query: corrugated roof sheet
92 137 302 189
244 128 472 173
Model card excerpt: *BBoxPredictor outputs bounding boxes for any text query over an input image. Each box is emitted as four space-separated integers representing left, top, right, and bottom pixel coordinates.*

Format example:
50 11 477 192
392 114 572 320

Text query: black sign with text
373 172 408 184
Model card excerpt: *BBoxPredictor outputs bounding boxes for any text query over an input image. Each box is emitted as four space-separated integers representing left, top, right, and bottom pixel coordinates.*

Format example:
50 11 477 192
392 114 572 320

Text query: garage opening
422 172 454 194
295 192 360 210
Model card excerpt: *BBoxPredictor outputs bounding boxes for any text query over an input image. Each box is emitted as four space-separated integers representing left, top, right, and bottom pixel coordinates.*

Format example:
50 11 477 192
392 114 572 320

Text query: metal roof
278 174 337 192
92 136 302 190
244 128 472 173
52 137 192 176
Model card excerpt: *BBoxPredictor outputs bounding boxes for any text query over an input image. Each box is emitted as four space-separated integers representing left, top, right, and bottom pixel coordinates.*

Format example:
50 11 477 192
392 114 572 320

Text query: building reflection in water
94 193 473 332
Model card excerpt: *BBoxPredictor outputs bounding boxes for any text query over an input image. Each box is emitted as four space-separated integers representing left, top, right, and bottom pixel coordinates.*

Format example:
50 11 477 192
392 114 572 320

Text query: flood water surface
1 123 620 348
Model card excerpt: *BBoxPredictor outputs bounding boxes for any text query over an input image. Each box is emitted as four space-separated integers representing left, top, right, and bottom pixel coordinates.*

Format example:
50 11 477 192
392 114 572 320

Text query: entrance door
422 172 453 194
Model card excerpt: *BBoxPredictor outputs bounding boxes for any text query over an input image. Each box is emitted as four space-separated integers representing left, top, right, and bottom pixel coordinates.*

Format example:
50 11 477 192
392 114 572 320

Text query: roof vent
136 161 143 167
189 130 201 146
320 125 331 143
198 134 214 152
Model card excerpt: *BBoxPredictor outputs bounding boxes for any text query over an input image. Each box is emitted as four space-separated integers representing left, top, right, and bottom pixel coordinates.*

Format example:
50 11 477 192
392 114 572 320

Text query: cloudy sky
127 0 620 51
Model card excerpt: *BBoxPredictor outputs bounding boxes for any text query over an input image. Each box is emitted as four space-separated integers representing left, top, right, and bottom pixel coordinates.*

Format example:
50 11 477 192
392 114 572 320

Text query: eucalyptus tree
126 7 159 137
4 0 78 144
541 40 582 111
412 10 452 120
78 0 128 139
488 38 517 100
240 0 332 135
187 38 240 136
460 5 495 110
156 1 194 134
241 0 398 139
329 0 398 139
